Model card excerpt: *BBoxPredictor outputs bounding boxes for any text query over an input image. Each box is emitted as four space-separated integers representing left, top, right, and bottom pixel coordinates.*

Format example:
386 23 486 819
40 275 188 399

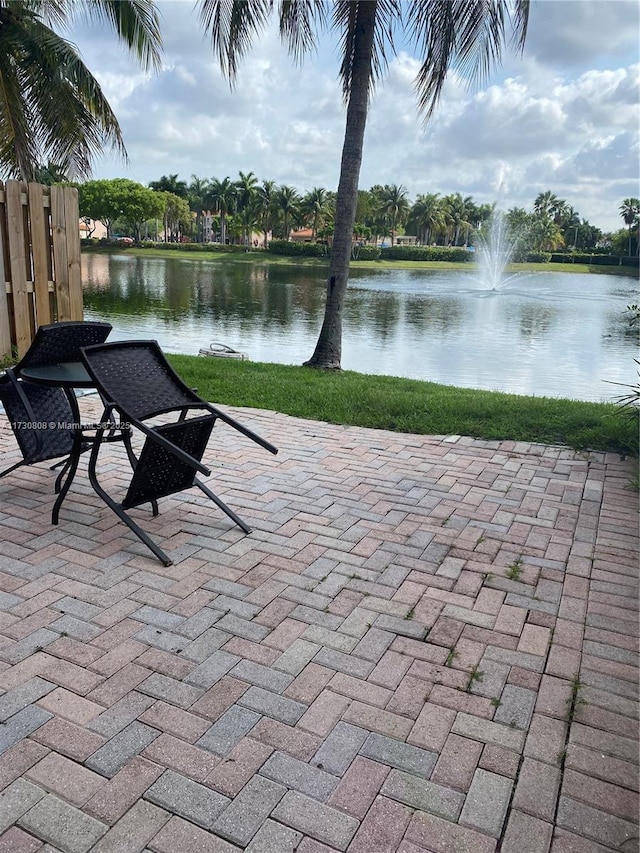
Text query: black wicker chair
0 321 112 482
80 340 278 566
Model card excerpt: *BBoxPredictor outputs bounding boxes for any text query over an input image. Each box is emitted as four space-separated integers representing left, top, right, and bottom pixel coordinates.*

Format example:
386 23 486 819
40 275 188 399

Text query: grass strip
166 355 638 456
91 246 635 276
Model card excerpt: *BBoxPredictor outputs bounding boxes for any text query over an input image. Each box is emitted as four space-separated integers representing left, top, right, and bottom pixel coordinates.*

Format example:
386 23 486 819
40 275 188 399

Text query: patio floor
0 397 637 853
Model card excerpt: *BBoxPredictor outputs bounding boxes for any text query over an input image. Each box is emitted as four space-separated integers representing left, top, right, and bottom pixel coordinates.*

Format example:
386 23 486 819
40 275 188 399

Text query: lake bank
81 245 637 276
166 354 638 456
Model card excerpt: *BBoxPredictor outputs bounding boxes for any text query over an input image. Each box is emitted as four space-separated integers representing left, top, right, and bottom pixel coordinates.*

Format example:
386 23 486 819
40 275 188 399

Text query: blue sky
68 0 639 232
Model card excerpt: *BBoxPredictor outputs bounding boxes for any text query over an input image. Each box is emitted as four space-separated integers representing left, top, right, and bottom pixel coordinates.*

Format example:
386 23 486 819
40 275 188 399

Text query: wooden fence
0 180 83 360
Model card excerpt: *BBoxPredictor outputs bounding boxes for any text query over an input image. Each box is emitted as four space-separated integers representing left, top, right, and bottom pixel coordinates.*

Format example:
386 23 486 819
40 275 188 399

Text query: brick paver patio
0 397 637 853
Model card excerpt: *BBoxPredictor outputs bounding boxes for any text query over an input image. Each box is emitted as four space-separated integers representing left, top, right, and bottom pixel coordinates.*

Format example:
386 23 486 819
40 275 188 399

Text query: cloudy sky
68 0 639 233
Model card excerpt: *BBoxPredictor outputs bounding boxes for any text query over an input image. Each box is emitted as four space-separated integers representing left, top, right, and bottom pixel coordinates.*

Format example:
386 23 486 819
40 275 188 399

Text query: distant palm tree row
146 173 608 252
149 172 335 245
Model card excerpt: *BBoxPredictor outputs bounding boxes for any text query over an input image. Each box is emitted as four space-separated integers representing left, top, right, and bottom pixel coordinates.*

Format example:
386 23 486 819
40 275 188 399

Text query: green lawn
166 355 638 456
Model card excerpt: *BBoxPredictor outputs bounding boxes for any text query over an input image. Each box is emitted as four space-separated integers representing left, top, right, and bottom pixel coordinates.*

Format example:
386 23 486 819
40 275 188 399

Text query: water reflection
516 304 557 340
81 253 638 402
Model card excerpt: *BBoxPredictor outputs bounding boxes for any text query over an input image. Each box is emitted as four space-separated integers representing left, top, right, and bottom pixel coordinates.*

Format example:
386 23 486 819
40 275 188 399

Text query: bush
525 252 552 263
380 246 473 262
352 245 381 260
267 240 328 257
138 241 264 254
548 252 638 267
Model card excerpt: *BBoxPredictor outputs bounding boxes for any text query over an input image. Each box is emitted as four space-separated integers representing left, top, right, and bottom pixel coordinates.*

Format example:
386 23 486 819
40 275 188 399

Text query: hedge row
353 245 381 260
380 246 473 262
267 240 328 257
524 252 552 263
137 241 263 254
268 242 476 262
81 239 265 254
549 252 639 267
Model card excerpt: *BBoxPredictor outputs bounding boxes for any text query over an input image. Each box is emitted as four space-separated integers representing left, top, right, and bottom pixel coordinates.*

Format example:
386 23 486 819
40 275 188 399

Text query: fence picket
0 182 11 359
0 181 83 359
28 182 53 326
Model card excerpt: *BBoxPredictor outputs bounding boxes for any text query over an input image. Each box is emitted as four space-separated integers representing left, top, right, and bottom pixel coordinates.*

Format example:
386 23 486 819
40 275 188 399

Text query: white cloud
69 0 639 232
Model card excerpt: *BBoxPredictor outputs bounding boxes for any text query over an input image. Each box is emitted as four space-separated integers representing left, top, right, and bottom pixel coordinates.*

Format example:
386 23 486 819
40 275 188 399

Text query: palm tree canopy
619 198 640 227
199 0 529 116
0 0 162 181
149 174 188 197
208 176 237 214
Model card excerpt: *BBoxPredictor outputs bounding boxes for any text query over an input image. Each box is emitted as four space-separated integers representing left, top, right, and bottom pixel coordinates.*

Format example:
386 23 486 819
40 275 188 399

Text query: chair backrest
81 340 201 421
16 321 112 370
122 415 216 509
0 380 75 463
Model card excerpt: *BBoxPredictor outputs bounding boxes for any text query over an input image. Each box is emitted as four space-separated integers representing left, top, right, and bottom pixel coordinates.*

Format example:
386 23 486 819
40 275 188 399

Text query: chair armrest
203 403 278 455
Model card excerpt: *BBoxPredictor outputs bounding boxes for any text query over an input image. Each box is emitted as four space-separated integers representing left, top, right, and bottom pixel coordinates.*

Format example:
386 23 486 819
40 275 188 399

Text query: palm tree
254 180 276 248
407 193 444 245
533 191 567 225
302 187 332 240
407 193 440 245
235 170 259 245
207 177 236 245
558 205 581 250
275 185 301 241
198 0 529 369
619 198 640 257
531 216 565 252
149 174 188 198
442 193 473 246
377 184 410 246
0 0 161 181
188 175 211 242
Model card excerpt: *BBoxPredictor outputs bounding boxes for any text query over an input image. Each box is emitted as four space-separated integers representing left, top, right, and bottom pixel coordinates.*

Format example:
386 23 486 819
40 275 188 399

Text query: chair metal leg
86 432 172 566
0 460 25 479
97 494 172 566
194 478 252 534
53 457 72 494
51 433 83 525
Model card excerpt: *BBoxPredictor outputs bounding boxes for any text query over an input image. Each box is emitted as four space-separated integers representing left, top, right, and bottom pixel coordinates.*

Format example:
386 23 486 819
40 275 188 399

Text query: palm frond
279 0 327 62
0 7 40 177
332 0 401 102
605 360 640 414
0 10 126 180
74 0 162 71
408 0 528 119
198 0 272 82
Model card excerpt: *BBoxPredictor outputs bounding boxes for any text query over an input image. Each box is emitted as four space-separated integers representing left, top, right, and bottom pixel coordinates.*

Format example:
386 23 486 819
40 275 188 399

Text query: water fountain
476 212 520 290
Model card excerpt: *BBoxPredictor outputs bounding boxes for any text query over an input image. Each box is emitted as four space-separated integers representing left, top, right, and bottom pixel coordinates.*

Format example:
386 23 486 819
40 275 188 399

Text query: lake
81 253 638 403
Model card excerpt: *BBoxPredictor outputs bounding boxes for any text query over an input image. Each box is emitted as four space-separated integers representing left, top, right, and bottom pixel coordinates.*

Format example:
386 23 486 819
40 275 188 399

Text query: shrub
267 240 328 257
380 246 473 262
525 252 552 263
352 245 381 260
138 241 263 254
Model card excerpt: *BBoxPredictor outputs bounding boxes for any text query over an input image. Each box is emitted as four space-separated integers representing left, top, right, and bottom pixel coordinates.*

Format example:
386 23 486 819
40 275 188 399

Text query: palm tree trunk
304 1 377 369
